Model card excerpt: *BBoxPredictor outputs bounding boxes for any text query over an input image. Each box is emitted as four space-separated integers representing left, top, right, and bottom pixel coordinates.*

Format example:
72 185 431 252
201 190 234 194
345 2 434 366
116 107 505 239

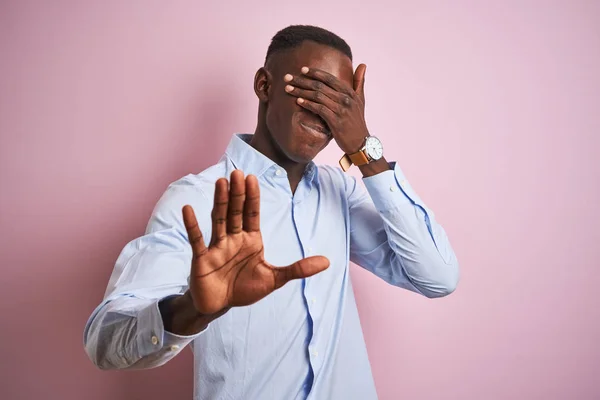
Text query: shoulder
172 161 229 192
161 163 225 202
147 160 230 233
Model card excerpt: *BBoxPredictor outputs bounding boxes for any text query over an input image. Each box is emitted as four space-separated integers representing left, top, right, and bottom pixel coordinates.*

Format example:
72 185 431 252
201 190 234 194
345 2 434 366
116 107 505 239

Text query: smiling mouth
300 122 331 138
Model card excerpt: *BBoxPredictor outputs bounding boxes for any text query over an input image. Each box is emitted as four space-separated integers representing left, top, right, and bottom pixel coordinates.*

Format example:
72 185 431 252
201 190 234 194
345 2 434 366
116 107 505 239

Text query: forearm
352 162 459 297
84 294 202 370
376 200 459 296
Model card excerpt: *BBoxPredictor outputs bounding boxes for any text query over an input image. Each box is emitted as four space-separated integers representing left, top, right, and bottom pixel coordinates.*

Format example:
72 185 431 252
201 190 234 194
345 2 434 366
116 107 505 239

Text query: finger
227 170 245 234
182 205 207 258
285 73 344 104
210 178 229 246
296 98 337 126
353 64 367 100
243 174 260 232
300 66 353 95
273 256 330 289
285 85 341 114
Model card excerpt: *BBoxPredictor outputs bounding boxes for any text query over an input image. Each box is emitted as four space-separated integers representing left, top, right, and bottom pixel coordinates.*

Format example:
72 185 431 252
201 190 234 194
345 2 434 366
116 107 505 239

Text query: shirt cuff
362 161 422 212
136 297 207 358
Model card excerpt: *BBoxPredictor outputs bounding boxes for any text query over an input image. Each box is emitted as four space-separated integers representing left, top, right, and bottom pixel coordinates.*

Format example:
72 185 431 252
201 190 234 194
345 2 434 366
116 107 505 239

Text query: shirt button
151 335 159 345
389 186 396 192
307 247 313 254
313 350 318 357
275 169 282 176
311 298 317 304
400 179 407 187
169 345 180 351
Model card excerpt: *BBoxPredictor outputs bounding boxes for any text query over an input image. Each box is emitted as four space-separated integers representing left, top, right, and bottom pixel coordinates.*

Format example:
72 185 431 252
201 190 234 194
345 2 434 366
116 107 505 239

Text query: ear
254 67 272 103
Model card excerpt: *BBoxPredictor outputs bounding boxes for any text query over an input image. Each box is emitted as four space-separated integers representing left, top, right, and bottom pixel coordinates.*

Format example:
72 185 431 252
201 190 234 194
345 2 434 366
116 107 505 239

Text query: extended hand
182 170 330 315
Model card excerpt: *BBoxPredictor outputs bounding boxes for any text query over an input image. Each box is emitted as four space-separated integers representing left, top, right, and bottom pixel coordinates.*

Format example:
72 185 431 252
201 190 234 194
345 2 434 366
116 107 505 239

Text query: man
84 25 459 399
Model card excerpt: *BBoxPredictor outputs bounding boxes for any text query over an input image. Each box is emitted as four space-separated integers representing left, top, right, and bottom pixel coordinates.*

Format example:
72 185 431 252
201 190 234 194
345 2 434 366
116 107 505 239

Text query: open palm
182 170 329 316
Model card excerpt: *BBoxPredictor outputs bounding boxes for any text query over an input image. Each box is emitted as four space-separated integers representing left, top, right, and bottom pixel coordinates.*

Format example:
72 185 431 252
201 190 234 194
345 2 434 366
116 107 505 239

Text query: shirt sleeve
346 162 459 298
83 179 212 370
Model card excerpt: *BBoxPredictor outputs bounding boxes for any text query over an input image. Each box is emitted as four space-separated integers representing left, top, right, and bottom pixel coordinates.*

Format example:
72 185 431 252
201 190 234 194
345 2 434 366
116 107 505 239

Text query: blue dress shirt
84 133 459 400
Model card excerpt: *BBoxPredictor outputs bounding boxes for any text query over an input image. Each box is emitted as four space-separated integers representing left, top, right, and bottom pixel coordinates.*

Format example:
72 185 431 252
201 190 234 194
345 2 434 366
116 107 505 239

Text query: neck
250 119 307 194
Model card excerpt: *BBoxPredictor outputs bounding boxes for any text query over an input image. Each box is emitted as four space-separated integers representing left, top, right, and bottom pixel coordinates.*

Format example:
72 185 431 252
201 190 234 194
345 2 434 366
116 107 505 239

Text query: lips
300 119 331 137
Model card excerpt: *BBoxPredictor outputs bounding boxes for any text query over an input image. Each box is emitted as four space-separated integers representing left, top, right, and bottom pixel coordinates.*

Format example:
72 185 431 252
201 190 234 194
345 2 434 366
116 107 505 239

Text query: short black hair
265 25 353 65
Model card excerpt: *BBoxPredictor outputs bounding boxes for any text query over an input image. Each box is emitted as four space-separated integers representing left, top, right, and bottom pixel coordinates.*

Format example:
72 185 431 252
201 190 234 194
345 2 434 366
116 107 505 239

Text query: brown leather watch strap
339 154 352 172
348 150 369 166
339 148 370 172
339 138 371 172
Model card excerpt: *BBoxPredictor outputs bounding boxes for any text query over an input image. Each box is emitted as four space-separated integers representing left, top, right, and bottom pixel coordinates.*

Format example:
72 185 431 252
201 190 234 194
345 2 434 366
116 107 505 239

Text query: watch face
365 136 383 160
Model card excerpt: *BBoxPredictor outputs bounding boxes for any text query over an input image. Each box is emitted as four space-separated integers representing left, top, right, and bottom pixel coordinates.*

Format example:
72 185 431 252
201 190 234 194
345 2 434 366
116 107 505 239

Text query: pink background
1 1 599 399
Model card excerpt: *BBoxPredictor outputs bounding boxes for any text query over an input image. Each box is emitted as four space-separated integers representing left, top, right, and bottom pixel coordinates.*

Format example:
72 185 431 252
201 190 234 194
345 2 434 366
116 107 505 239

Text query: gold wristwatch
339 136 384 172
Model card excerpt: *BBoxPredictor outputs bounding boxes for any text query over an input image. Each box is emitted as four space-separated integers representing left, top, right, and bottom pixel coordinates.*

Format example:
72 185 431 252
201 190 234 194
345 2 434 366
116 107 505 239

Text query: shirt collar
224 134 318 182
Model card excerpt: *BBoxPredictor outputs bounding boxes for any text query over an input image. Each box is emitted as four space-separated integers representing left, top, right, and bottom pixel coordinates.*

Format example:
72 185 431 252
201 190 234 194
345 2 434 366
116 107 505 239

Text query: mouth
300 121 331 138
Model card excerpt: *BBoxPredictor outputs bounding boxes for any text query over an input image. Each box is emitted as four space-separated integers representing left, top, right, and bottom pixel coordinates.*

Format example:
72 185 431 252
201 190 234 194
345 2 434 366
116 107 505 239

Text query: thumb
353 63 367 98
273 256 330 289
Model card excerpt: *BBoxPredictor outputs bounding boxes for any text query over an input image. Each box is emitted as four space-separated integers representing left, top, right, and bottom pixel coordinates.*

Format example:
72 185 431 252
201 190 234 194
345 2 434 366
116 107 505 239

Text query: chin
286 126 331 163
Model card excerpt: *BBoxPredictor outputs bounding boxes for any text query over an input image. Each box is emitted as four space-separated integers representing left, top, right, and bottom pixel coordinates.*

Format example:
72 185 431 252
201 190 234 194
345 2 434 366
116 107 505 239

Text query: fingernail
297 98 304 104
301 67 309 74
285 85 294 92
284 74 293 82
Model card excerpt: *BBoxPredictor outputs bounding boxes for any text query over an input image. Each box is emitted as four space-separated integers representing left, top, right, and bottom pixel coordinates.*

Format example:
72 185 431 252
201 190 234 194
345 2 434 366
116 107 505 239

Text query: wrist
358 157 390 177
340 133 369 155
159 291 227 336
